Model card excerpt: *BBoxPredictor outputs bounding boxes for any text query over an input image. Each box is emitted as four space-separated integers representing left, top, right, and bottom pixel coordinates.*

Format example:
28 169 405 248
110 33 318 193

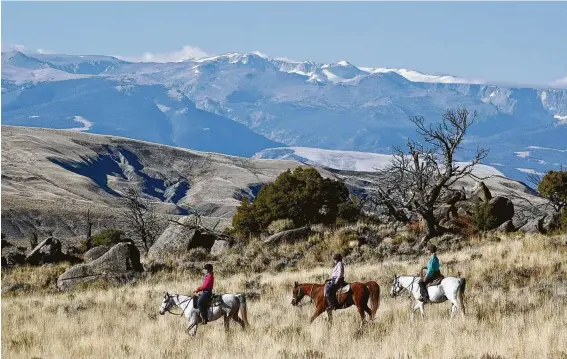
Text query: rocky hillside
1 126 544 244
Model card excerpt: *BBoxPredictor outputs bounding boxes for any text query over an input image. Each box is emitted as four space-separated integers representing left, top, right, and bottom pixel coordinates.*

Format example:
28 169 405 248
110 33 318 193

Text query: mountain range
2 50 566 181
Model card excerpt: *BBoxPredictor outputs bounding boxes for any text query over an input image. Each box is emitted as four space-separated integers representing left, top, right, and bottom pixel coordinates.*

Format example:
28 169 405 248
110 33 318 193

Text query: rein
166 295 191 316
295 284 317 307
394 276 420 298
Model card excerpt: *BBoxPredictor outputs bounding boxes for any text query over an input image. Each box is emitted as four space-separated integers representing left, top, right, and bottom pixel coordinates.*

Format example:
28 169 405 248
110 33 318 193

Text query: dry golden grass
2 234 567 359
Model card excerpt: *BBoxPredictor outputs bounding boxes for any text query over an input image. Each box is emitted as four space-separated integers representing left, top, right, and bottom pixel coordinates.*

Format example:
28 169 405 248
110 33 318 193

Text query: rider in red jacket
195 263 214 324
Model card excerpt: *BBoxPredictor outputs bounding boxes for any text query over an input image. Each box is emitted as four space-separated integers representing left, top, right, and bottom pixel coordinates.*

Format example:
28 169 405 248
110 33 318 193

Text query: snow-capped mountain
2 50 566 180
253 147 505 178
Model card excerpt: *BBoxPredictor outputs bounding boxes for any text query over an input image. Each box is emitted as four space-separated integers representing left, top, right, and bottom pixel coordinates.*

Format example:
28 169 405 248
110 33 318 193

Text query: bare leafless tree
119 187 165 254
375 108 489 240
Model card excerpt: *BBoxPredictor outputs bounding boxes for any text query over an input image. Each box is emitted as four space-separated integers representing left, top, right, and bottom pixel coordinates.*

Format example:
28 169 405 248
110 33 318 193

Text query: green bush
80 229 129 252
232 167 361 236
472 202 497 232
560 208 567 232
267 219 294 235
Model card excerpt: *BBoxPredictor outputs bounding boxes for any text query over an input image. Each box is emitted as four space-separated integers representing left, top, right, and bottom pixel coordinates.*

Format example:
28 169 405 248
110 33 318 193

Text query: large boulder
487 196 514 229
57 242 143 290
25 237 64 265
148 217 219 262
263 226 311 245
83 246 110 262
497 220 516 233
472 181 492 203
210 240 231 256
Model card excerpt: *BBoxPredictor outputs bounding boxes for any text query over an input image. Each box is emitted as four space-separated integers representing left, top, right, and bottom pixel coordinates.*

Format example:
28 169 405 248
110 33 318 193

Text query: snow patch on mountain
554 114 567 124
156 103 171 113
514 151 531 158
253 147 504 177
67 116 93 132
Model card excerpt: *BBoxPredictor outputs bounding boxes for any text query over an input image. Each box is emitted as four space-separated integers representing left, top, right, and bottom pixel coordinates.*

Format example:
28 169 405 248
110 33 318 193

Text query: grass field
2 233 567 359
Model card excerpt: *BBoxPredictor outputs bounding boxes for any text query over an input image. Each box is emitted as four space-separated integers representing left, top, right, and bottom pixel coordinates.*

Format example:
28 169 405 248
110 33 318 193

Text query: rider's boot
325 297 334 311
418 282 429 303
200 311 208 325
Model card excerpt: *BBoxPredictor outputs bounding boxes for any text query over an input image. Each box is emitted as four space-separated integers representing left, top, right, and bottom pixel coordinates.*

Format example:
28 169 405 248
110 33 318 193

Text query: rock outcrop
83 246 110 262
57 242 143 290
263 226 311 245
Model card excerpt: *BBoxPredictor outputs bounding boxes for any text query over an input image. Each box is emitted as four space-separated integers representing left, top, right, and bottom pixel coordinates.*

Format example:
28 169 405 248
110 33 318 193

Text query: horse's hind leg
363 303 372 322
231 311 246 329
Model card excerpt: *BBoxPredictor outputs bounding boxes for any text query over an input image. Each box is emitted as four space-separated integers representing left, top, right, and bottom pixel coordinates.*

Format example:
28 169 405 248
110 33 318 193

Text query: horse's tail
237 294 250 327
365 281 380 320
457 277 466 315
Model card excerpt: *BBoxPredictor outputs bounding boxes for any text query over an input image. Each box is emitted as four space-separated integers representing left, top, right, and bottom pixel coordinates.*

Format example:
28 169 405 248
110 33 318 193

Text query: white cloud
551 76 567 88
117 45 209 63
36 48 55 55
251 50 268 58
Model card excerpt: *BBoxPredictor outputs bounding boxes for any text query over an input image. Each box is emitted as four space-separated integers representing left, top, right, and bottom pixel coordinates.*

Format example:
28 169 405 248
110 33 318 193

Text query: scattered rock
518 217 545 234
210 240 231 256
25 237 64 265
2 283 31 294
1 249 26 268
497 220 516 233
472 181 492 203
57 242 143 290
542 213 561 233
83 246 110 262
263 226 311 245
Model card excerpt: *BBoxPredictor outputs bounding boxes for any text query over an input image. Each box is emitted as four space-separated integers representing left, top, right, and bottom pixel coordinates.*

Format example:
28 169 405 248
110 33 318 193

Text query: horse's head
390 275 403 298
159 292 175 315
291 281 305 306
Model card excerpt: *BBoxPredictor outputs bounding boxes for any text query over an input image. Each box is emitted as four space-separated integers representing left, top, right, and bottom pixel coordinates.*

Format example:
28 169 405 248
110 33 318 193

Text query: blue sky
2 2 566 86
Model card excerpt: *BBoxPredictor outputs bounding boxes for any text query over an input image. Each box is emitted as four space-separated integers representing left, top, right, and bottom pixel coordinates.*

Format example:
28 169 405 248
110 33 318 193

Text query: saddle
426 275 445 288
324 282 351 297
192 294 225 309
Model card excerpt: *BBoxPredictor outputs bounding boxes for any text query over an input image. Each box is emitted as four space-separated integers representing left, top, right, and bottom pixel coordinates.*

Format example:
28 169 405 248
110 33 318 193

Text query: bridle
293 284 315 307
163 294 192 316
391 275 419 298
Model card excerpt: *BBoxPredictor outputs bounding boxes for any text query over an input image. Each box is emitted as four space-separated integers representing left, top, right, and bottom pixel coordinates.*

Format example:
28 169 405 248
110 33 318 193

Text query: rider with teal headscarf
418 244 441 302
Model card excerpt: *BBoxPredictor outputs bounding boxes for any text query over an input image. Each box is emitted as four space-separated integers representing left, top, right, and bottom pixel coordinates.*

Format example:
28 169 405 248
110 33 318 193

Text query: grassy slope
2 233 567 359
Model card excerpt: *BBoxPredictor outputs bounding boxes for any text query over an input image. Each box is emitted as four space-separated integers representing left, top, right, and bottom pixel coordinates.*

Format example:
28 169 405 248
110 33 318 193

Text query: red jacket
196 273 214 292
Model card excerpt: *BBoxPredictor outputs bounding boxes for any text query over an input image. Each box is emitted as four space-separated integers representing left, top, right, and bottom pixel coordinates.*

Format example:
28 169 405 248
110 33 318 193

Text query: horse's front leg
410 301 421 321
310 307 326 324
224 314 230 332
187 319 198 337
419 302 425 319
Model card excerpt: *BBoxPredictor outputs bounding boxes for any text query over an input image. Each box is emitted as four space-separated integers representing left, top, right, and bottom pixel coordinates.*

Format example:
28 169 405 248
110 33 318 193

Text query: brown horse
291 281 380 326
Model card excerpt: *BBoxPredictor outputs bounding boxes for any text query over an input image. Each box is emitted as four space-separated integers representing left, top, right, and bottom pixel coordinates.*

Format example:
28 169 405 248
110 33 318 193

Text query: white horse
389 275 466 319
159 292 249 336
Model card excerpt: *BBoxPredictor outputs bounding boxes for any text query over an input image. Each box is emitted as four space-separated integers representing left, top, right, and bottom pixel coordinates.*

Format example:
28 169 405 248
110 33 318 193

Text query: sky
2 2 566 87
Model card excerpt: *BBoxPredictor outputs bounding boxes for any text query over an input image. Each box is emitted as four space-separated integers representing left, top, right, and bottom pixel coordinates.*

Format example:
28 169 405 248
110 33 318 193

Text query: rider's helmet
333 253 343 262
204 263 213 272
427 244 437 253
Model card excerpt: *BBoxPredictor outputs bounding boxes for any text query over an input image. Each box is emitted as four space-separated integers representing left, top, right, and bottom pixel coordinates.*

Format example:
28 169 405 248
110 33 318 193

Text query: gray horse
159 292 249 336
